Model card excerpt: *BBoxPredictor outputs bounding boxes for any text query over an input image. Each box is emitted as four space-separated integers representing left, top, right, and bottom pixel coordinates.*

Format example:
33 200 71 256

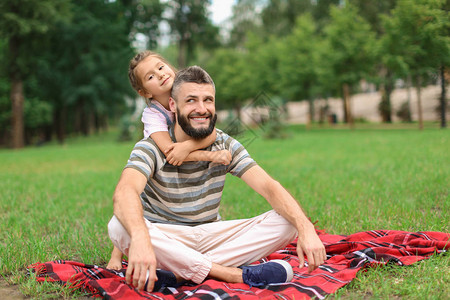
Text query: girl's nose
156 70 165 78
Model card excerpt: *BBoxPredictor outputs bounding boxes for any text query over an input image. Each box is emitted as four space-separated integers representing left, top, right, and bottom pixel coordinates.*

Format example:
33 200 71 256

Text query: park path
0 279 25 300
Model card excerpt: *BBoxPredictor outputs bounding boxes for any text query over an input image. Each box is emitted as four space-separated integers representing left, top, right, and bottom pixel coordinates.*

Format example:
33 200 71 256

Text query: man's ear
138 89 152 99
169 97 177 113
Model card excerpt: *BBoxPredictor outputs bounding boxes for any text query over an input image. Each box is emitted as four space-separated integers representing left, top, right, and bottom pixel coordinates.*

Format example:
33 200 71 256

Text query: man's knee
108 216 130 252
108 216 124 236
266 210 298 242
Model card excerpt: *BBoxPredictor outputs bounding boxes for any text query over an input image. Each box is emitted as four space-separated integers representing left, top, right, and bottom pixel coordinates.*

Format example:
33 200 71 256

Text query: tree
244 33 283 97
349 0 397 36
310 0 341 28
278 14 321 125
383 0 449 130
32 0 135 143
166 0 220 67
439 0 450 128
120 0 165 50
260 0 313 37
0 0 71 148
350 0 397 123
206 48 253 114
228 0 264 48
323 3 377 126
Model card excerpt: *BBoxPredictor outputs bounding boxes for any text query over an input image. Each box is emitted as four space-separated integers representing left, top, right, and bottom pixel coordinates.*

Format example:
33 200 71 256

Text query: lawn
0 125 448 299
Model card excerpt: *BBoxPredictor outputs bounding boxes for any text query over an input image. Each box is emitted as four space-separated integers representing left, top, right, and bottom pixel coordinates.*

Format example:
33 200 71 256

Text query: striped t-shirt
125 128 257 226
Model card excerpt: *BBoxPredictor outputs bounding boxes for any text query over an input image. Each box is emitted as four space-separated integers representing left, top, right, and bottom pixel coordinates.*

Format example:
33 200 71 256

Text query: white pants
108 210 297 284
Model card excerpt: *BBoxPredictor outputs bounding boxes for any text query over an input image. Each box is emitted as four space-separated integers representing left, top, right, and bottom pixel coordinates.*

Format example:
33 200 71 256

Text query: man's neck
172 123 192 143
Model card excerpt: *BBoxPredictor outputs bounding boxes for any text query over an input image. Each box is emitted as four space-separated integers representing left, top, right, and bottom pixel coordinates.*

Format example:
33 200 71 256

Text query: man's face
172 82 217 139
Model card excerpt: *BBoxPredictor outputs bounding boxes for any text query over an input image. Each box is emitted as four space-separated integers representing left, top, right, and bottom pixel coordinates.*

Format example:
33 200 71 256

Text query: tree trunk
415 75 424 130
379 69 394 123
308 98 315 123
439 65 447 129
10 78 25 149
101 114 109 131
342 83 353 128
79 100 90 136
178 37 188 68
385 79 394 123
74 104 82 134
305 97 315 130
55 106 67 144
406 75 413 122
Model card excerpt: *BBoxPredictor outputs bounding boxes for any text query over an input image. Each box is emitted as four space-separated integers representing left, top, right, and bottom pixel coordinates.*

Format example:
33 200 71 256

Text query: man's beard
176 108 217 140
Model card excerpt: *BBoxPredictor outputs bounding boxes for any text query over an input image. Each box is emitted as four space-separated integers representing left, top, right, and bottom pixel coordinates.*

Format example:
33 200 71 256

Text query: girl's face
135 55 176 100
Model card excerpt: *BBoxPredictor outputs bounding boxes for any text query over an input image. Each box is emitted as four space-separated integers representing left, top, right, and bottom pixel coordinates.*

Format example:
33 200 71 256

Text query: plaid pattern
28 230 449 299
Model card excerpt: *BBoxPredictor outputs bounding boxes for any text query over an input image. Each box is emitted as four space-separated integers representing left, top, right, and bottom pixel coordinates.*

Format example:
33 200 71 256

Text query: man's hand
126 233 158 291
165 143 190 166
210 150 232 165
297 226 326 272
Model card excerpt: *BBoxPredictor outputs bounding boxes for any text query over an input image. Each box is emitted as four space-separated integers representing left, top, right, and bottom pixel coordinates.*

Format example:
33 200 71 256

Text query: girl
107 51 231 270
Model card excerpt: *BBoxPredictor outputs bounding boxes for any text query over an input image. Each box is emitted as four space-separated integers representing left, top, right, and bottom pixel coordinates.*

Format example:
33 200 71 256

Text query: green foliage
278 13 320 101
166 0 220 67
262 97 289 139
0 0 71 37
207 47 253 109
0 97 10 132
228 0 263 47
0 75 9 131
349 0 397 36
121 0 164 49
323 3 377 88
260 0 313 37
245 33 283 96
381 0 450 77
23 98 52 130
0 0 72 76
29 0 135 139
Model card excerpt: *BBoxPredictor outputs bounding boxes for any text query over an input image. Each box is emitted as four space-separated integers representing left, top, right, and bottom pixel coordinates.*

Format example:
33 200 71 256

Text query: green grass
0 125 449 299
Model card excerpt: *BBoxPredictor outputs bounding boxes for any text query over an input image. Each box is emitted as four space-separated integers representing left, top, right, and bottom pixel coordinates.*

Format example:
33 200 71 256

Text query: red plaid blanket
28 230 449 299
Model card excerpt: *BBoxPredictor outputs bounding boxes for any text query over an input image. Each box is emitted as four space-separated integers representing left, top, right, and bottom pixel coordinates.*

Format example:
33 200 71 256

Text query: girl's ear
169 97 176 113
138 89 152 99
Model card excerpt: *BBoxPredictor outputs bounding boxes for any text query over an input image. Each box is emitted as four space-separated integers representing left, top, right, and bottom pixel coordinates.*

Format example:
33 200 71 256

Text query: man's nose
195 101 207 114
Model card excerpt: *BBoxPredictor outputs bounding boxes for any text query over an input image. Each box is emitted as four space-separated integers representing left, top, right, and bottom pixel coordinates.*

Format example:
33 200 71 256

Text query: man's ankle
209 263 244 283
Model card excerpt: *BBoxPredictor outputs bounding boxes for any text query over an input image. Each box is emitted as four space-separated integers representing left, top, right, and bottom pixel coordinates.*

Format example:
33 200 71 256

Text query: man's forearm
113 173 149 239
261 178 326 271
264 180 315 233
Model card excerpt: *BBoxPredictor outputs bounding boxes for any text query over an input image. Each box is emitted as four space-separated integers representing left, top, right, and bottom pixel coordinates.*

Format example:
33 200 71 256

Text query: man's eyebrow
184 95 199 99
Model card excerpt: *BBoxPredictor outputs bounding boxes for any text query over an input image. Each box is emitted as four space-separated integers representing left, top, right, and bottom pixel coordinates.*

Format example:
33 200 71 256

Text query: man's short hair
171 66 215 100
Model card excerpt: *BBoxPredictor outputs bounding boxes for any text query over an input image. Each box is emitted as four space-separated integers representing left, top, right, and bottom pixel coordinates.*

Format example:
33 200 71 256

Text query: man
108 66 326 292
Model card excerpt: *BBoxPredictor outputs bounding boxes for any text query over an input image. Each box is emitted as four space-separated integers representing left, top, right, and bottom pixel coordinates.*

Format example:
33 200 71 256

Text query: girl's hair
128 50 177 95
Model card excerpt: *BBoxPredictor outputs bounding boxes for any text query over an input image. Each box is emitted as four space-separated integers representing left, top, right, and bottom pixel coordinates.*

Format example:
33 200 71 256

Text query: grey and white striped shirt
125 128 257 226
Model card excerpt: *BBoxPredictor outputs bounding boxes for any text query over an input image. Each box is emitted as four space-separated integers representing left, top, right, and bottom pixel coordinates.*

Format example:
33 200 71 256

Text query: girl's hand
165 143 189 166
